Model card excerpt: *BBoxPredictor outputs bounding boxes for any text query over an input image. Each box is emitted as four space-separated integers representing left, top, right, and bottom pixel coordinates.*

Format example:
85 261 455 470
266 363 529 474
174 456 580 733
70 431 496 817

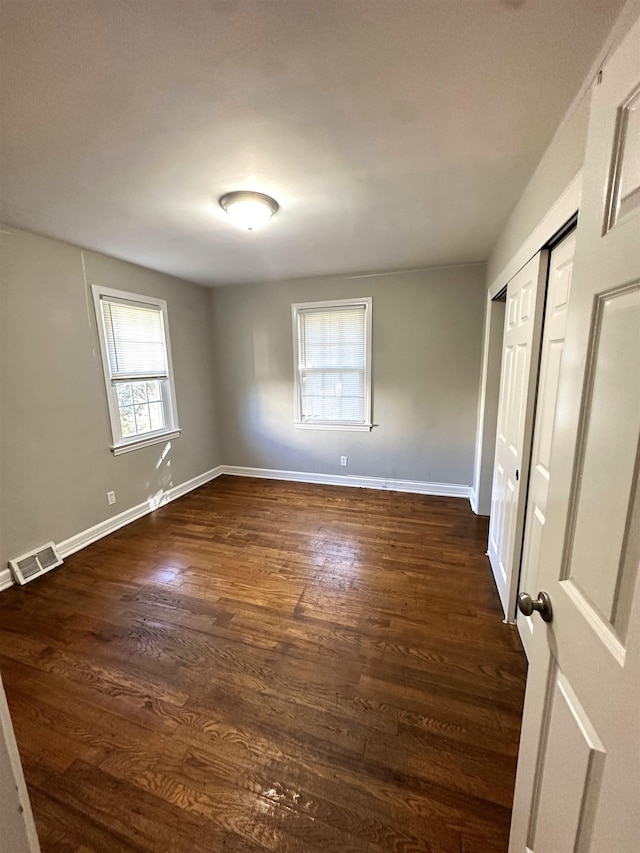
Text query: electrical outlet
340 456 348 466
107 491 116 506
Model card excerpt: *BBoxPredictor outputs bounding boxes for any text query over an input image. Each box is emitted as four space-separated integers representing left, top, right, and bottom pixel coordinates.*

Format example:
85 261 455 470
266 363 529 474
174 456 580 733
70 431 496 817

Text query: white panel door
517 230 576 659
509 13 640 853
488 253 547 619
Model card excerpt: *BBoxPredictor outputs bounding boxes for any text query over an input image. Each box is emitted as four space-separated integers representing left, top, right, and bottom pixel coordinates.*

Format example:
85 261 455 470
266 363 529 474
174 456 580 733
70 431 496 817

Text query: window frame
92 285 181 455
292 296 373 432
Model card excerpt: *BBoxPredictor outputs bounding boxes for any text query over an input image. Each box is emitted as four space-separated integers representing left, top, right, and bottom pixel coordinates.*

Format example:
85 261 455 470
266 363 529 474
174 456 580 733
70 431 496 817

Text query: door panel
510 12 640 853
531 668 605 853
518 230 576 657
488 254 547 619
567 284 640 632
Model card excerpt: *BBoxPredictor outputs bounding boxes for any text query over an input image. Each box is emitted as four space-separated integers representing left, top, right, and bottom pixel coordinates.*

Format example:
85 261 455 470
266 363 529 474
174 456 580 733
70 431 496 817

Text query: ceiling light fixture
219 191 279 231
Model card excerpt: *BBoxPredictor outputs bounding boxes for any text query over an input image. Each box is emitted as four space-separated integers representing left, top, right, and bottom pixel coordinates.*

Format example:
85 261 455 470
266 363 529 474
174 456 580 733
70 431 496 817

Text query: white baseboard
469 487 478 514
220 465 471 499
0 568 14 592
2 462 471 594
57 498 155 560
2 466 224 592
57 465 225 559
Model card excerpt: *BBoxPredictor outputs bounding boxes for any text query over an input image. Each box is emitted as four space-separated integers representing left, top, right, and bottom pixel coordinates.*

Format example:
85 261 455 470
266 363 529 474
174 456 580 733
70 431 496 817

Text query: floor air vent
9 542 63 585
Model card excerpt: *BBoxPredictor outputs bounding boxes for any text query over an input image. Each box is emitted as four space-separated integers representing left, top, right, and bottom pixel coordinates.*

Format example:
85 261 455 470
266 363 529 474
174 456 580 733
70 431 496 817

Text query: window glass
93 287 180 453
293 298 372 430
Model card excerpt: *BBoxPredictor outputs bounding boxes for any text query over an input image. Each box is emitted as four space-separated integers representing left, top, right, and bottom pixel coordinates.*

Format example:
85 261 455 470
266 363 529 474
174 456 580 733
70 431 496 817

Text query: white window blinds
93 286 180 454
296 303 369 424
101 298 169 379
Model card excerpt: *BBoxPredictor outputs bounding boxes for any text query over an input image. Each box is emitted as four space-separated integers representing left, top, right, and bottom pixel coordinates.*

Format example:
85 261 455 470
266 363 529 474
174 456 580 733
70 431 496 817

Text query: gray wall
0 226 221 569
486 0 639 286
486 95 589 286
473 89 591 515
211 265 486 486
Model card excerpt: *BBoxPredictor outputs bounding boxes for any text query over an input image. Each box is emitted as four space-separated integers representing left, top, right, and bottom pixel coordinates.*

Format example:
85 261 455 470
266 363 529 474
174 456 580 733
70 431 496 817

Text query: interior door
488 253 547 620
0 677 40 853
517 229 576 659
509 13 640 853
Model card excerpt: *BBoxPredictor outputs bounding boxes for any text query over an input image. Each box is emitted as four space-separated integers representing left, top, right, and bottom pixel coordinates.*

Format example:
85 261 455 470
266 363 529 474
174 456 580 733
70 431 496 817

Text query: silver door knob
518 590 553 623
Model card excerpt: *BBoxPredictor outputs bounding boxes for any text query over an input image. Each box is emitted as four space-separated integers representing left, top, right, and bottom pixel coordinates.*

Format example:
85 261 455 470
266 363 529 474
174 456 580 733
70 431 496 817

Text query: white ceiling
0 0 624 286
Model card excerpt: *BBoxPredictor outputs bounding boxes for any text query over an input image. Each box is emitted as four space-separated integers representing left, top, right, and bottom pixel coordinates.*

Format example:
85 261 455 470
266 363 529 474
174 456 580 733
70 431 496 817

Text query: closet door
487 252 547 620
517 229 575 658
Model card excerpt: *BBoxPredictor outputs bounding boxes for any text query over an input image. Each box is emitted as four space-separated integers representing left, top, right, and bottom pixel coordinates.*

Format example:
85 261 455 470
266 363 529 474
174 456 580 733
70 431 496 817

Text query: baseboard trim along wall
57 465 226 559
0 466 226 592
1 464 471 591
0 569 14 593
220 465 471 499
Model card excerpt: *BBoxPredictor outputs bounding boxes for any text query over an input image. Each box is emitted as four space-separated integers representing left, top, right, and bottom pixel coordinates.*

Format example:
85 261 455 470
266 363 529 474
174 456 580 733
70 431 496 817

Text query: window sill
111 429 182 456
294 422 372 432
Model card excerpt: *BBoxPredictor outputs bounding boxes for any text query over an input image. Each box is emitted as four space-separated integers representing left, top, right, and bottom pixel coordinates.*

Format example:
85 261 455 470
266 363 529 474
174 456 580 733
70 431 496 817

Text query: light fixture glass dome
219 191 279 231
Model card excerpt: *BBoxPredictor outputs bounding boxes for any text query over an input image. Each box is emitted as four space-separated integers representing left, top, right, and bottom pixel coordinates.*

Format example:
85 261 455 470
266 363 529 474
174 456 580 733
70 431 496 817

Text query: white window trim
292 296 373 431
92 285 181 454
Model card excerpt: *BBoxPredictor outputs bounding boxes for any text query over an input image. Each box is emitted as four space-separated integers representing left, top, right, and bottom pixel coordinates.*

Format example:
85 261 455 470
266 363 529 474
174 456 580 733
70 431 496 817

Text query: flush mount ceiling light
219 191 279 231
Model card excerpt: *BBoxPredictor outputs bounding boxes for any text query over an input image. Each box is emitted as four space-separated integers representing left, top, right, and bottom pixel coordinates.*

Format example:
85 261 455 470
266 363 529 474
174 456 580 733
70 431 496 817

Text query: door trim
488 171 582 299
473 175 583 517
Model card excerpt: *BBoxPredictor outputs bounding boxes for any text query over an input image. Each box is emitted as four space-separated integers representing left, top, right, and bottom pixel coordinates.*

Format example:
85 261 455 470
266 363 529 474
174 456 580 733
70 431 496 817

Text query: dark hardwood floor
0 476 526 853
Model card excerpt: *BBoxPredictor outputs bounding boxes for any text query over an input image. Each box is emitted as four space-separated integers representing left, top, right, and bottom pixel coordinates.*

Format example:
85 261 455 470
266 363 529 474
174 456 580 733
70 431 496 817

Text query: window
292 297 372 430
93 286 180 454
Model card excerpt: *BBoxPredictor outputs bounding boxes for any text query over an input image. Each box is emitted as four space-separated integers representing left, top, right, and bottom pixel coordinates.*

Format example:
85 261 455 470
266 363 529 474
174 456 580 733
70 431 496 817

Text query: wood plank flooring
0 476 527 853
